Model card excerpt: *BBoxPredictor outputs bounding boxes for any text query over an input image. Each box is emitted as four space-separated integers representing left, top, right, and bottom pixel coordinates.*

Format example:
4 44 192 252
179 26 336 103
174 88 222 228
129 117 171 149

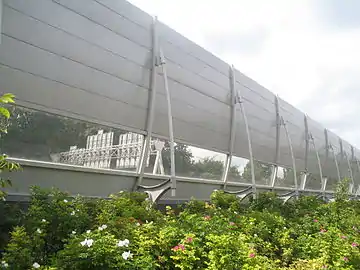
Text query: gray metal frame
158 47 176 196
134 16 159 190
0 0 358 201
222 65 237 188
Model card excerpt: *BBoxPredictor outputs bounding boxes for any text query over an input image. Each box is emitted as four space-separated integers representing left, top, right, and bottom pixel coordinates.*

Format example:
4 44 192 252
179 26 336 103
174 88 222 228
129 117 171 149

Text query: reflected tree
242 160 272 185
0 107 116 160
162 143 241 180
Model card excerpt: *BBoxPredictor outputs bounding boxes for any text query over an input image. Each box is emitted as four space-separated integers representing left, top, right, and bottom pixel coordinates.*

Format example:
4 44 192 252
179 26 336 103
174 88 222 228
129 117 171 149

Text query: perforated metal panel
0 0 358 189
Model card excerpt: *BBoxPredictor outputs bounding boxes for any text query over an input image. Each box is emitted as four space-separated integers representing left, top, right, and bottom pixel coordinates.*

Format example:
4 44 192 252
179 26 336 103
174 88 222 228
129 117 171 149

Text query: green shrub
1 181 360 269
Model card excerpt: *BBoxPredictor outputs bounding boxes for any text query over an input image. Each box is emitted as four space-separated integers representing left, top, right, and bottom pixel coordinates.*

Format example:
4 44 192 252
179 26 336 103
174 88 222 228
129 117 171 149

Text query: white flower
72 231 76 235
36 228 42 234
80 238 94 247
136 223 140 226
98 224 107 231
122 251 133 260
41 219 46 223
33 262 40 268
87 239 94 247
86 230 91 234
1 261 8 268
63 199 68 203
254 234 258 237
234 211 238 214
71 211 75 216
117 239 130 247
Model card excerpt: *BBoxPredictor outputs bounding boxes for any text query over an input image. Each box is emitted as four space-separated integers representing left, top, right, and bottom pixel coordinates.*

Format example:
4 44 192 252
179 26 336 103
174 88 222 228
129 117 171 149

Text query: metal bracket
278 190 297 203
152 140 165 175
224 186 253 201
316 192 332 202
321 177 328 192
138 179 171 203
300 172 308 190
269 165 278 188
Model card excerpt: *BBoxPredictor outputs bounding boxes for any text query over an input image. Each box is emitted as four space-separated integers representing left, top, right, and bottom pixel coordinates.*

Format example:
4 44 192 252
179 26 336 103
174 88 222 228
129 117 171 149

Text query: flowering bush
1 180 360 269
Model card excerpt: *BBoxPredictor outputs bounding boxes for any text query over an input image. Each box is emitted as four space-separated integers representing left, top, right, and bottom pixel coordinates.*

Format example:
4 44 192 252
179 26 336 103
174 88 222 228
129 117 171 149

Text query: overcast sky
128 0 360 151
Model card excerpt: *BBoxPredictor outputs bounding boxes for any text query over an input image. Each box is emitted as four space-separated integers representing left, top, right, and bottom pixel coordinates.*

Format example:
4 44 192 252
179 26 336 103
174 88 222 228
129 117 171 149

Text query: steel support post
134 17 159 191
304 115 309 173
222 65 237 189
281 117 299 195
159 48 176 196
270 95 281 188
0 0 2 45
330 145 341 183
300 173 308 190
235 69 256 198
300 115 310 190
269 165 278 188
310 134 324 196
356 159 360 198
321 177 328 193
346 153 355 193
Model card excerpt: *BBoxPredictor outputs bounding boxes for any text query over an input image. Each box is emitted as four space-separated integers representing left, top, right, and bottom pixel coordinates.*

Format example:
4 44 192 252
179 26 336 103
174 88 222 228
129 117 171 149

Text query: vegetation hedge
1 180 360 269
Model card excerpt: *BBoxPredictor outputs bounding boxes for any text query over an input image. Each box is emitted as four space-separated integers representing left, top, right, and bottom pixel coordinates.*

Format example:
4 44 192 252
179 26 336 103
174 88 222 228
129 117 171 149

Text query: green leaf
0 93 15 104
0 107 10 118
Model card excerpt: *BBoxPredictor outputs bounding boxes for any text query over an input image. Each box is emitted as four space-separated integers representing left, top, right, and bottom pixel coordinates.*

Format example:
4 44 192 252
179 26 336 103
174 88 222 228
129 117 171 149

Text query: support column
270 95 281 188
309 134 324 196
346 153 355 194
330 144 341 183
134 17 159 190
159 48 176 196
281 117 298 195
222 65 237 189
301 115 310 190
233 68 256 197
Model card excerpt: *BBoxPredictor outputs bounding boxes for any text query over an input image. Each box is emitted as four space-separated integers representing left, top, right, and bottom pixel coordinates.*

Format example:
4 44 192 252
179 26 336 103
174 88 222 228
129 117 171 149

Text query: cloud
203 27 268 56
315 0 360 29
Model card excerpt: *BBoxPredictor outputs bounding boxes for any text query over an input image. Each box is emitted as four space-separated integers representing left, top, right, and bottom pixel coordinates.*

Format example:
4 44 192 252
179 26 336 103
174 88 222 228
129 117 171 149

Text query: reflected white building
58 130 163 172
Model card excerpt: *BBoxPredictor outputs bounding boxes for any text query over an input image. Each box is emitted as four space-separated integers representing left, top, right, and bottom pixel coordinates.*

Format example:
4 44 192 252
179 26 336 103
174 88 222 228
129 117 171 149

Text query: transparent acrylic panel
144 137 170 176
173 144 226 180
228 156 249 183
325 176 338 191
352 161 360 189
306 149 322 190
274 166 301 188
323 154 341 191
246 160 272 186
305 173 322 190
2 106 143 171
337 154 352 182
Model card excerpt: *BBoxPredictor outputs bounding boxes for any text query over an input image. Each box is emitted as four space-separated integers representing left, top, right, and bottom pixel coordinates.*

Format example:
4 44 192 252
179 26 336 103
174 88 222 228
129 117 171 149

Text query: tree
162 143 241 180
0 107 120 161
242 160 272 185
0 94 20 200
162 142 194 175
